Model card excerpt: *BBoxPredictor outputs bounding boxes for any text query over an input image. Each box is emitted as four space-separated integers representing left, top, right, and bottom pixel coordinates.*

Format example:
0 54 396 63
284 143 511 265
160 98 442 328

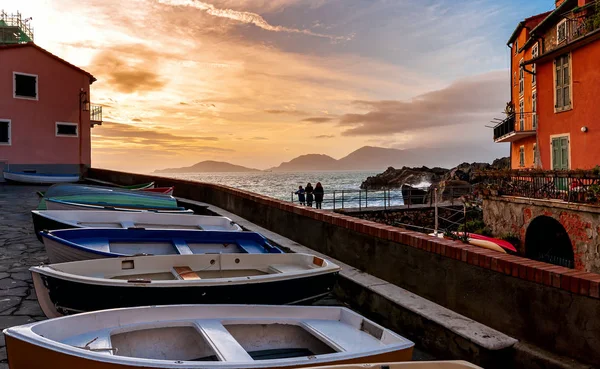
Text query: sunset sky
6 0 552 172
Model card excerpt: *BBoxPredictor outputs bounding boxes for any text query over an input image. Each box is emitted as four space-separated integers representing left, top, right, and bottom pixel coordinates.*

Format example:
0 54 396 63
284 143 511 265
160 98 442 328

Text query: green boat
119 182 155 190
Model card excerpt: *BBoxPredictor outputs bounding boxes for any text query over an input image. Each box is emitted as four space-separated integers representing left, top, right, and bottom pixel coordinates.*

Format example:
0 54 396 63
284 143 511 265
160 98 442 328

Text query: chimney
578 0 594 6
556 0 566 7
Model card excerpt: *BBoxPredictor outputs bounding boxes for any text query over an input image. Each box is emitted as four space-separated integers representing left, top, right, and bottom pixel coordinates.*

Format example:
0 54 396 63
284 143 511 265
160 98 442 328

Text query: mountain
154 160 260 173
271 146 505 172
269 154 339 172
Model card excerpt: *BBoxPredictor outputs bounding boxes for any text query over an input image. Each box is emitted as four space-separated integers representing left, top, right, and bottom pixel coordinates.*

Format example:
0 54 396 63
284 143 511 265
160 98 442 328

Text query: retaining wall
87 168 600 366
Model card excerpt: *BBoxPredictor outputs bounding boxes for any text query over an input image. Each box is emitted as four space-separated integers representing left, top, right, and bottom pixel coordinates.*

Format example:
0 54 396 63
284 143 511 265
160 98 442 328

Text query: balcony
90 104 102 127
493 113 537 143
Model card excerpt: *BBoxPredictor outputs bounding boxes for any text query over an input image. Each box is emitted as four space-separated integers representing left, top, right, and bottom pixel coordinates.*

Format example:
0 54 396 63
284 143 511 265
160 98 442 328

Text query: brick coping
88 168 600 300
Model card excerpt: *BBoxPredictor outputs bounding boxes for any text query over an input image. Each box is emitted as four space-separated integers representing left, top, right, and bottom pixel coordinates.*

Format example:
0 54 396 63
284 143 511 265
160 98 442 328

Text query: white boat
31 253 340 317
45 198 192 212
4 305 414 369
307 362 482 369
3 171 79 184
31 210 241 241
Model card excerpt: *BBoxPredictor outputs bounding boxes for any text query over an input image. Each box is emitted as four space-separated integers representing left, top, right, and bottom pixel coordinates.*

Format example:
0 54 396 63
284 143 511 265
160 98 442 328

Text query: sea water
161 171 406 209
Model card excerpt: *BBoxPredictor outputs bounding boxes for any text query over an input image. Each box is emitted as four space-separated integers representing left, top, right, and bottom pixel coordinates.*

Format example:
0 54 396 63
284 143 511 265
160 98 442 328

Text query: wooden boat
141 186 174 195
3 171 79 184
31 210 241 242
32 253 340 317
44 198 190 212
452 232 517 253
119 181 155 190
42 183 172 199
304 361 482 369
40 228 283 263
4 305 414 369
428 233 506 254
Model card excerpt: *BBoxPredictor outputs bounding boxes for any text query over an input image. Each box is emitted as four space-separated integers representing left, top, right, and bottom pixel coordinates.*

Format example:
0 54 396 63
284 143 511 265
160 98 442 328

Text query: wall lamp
581 126 588 133
80 90 90 111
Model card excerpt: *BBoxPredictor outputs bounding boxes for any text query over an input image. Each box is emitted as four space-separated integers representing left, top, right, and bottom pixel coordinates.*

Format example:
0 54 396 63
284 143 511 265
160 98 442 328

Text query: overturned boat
32 253 340 317
31 210 241 241
305 362 482 369
40 228 283 263
44 198 192 213
4 305 414 369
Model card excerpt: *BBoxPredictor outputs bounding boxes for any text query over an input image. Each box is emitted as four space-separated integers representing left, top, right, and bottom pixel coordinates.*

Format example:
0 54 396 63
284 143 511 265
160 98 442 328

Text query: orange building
0 12 102 177
494 0 600 170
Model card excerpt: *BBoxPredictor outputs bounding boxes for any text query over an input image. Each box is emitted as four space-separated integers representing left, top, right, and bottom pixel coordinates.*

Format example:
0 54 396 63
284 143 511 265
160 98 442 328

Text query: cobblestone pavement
0 184 48 368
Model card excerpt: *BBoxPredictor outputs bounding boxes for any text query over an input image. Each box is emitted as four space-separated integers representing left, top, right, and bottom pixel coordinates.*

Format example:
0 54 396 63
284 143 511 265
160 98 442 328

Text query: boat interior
41 254 336 282
23 306 409 364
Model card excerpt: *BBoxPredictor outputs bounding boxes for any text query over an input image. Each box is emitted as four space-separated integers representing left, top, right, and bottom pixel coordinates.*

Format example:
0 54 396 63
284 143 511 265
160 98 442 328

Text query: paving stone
0 279 27 289
13 300 43 316
0 297 21 313
0 315 36 330
10 272 31 282
0 287 28 298
0 274 9 280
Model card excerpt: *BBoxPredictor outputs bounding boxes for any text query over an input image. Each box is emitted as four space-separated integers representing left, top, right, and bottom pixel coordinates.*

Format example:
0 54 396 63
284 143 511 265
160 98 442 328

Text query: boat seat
120 221 136 228
237 240 264 254
173 266 201 280
195 320 253 362
302 320 387 352
172 239 193 255
268 264 303 274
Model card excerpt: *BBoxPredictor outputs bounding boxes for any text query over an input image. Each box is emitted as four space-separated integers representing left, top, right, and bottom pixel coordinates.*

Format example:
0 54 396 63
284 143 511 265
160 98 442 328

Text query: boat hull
33 270 339 317
45 199 185 211
43 237 110 264
3 171 79 184
6 335 412 369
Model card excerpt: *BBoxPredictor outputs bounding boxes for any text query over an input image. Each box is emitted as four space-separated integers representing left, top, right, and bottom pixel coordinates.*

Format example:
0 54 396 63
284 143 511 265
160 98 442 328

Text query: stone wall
483 196 600 272
87 168 600 366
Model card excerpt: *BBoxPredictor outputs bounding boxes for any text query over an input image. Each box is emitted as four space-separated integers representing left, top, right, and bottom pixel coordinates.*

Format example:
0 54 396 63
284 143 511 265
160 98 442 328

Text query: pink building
0 42 101 177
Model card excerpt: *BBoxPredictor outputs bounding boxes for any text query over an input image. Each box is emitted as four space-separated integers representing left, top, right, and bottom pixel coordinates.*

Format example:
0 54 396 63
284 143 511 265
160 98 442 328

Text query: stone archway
525 215 574 268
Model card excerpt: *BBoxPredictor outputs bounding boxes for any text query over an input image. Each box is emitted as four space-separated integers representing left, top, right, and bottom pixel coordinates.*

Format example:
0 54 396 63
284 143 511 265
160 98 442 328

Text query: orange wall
0 47 92 167
537 40 600 169
510 136 537 169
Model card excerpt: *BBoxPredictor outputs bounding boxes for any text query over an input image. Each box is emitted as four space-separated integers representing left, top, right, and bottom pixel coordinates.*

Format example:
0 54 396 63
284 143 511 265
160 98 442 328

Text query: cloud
264 109 307 116
302 117 334 123
91 45 166 94
156 0 351 42
251 137 268 140
132 118 143 122
339 71 507 136
314 135 335 139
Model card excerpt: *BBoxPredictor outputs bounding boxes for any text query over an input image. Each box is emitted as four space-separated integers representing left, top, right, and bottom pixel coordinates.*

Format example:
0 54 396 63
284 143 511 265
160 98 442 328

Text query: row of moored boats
3 181 483 369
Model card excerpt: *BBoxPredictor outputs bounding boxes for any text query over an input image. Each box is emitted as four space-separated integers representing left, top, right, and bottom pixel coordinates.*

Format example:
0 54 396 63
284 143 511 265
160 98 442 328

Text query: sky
5 0 553 172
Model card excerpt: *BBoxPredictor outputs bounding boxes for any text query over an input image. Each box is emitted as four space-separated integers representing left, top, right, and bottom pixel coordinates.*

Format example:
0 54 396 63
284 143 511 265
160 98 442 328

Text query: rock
401 185 429 205
361 166 449 190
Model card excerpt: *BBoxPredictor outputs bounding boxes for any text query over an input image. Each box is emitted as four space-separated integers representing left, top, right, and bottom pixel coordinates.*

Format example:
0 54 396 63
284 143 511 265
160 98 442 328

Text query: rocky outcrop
360 166 448 190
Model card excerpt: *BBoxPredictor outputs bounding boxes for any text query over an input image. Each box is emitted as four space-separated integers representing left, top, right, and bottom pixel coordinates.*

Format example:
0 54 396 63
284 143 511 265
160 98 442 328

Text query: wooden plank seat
172 266 201 280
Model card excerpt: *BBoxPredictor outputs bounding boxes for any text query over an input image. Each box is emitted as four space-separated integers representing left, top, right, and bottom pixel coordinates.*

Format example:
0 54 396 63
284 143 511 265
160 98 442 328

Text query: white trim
532 89 538 129
519 145 525 167
55 122 79 137
519 58 525 97
549 133 571 170
557 19 567 44
13 72 38 101
531 43 539 87
0 119 11 146
519 98 525 130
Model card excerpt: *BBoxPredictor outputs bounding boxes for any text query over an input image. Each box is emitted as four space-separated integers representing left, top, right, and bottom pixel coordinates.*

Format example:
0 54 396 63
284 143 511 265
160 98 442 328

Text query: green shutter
552 138 560 169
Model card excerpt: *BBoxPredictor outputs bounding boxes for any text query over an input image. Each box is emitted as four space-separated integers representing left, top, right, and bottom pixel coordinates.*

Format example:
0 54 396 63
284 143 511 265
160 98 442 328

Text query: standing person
314 182 324 209
305 182 314 207
295 186 306 205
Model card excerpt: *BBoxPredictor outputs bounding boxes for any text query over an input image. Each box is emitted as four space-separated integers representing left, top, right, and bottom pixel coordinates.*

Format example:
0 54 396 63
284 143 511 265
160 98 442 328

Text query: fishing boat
44 198 190 212
32 253 340 317
141 186 174 195
31 210 241 241
41 183 171 199
40 228 283 263
3 171 79 184
305 362 482 369
3 305 414 369
119 182 155 190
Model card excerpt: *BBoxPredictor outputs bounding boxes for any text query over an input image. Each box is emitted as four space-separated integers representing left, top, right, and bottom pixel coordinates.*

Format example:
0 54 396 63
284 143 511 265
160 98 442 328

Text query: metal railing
0 11 34 45
493 114 515 141
478 170 600 204
90 105 103 125
290 187 431 210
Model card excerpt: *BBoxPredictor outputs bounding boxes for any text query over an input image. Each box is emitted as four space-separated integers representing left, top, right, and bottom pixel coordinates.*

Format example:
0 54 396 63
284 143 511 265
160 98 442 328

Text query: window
532 90 538 129
557 19 567 44
555 54 571 111
519 99 524 130
0 120 10 145
532 43 539 86
519 146 525 167
515 39 519 55
13 72 38 100
519 59 524 96
56 122 78 137
551 136 569 170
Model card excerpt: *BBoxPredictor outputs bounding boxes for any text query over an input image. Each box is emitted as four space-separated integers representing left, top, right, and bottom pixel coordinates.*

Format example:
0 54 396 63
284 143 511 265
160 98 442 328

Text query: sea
161 171 407 209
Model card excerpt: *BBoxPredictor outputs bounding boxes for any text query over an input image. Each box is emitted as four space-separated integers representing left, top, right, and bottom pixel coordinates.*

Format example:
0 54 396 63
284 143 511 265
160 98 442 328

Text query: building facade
0 43 101 175
495 0 600 170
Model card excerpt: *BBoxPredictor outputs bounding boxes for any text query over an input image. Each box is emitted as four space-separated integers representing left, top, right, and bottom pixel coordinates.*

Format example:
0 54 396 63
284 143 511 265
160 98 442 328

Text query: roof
507 10 553 45
523 26 600 65
0 42 96 84
521 0 578 52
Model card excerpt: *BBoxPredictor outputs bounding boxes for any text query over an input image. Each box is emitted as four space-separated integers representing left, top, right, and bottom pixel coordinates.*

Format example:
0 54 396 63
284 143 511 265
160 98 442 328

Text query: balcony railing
90 104 102 126
493 113 537 143
493 114 515 141
476 170 600 204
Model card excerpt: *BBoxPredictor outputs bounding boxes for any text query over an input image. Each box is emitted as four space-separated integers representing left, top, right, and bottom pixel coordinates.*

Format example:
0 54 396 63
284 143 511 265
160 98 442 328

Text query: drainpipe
78 89 83 175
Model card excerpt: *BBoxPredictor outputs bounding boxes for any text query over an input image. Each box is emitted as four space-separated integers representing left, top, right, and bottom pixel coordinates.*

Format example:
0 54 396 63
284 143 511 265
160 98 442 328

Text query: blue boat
40 228 283 263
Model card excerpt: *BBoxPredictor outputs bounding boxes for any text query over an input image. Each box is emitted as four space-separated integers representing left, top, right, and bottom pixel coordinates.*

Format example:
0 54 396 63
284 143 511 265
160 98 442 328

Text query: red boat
141 186 174 196
453 232 517 252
